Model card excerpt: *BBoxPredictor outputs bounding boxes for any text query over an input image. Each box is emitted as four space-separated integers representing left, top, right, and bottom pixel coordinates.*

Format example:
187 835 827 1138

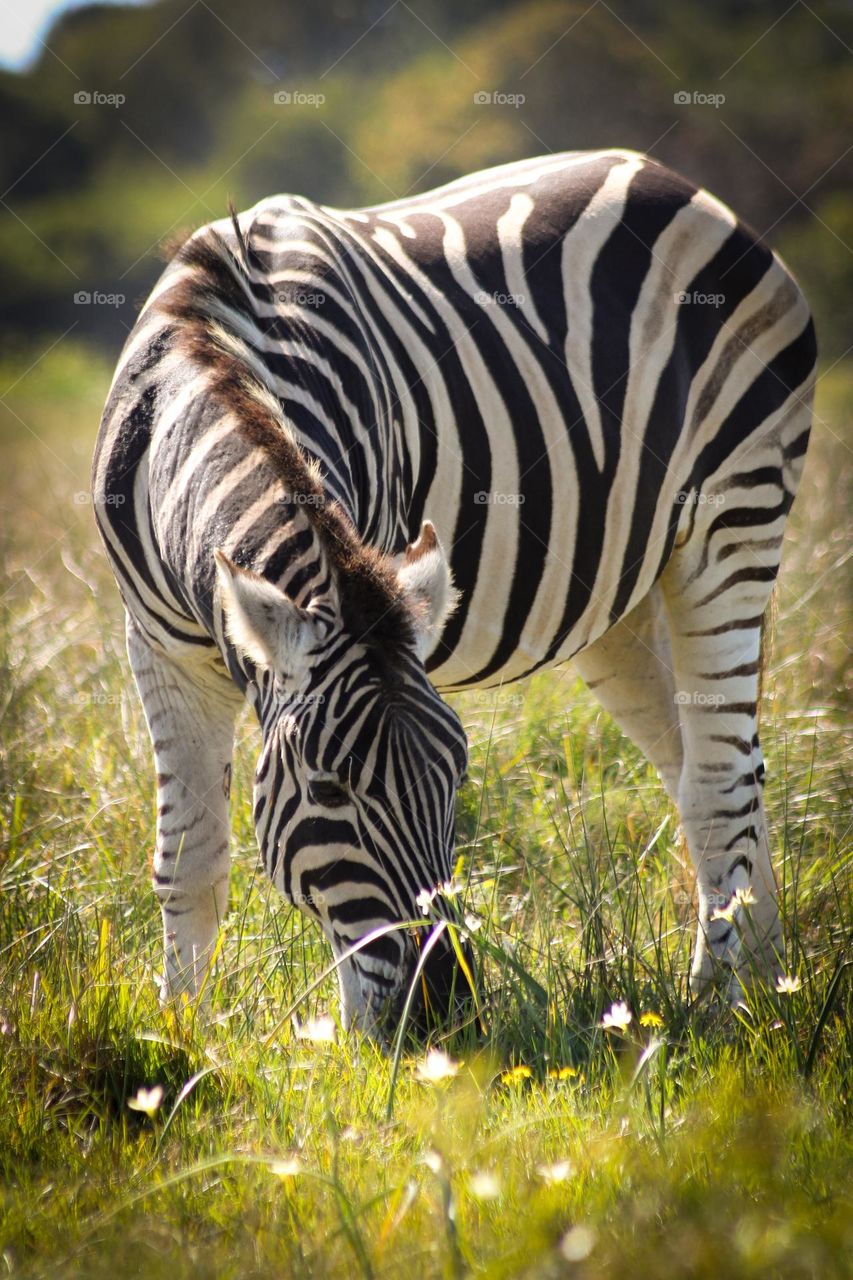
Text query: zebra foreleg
127 618 241 1002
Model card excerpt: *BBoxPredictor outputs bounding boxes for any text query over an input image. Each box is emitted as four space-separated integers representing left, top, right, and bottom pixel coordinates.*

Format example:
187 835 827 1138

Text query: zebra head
215 522 471 1035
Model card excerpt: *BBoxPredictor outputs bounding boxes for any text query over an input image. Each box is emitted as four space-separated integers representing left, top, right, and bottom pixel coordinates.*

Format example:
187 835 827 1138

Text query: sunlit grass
0 345 850 1278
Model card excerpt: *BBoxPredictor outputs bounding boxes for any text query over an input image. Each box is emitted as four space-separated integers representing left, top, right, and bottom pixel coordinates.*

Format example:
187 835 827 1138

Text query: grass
0 341 851 1279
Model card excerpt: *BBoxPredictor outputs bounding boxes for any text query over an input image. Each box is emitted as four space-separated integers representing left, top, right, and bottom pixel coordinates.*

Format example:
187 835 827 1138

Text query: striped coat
93 149 815 1029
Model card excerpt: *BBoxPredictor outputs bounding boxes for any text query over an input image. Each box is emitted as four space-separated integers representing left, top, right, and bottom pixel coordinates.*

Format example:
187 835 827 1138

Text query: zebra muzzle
401 925 479 1037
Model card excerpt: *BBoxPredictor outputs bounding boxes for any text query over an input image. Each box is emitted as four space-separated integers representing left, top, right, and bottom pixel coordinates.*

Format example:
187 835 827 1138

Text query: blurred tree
0 0 850 357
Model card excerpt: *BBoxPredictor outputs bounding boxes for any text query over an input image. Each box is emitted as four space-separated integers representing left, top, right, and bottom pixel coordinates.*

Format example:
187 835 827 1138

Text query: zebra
92 148 816 1033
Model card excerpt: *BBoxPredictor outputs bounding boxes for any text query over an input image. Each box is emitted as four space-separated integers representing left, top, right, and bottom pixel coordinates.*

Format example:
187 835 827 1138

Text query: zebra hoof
157 965 210 1011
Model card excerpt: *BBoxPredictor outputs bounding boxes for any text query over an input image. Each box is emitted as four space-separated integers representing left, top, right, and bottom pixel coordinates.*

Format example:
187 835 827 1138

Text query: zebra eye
308 773 350 808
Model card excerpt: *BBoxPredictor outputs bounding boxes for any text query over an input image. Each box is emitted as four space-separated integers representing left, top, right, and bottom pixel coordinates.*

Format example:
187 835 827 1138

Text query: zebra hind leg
659 464 800 1001
126 618 241 1002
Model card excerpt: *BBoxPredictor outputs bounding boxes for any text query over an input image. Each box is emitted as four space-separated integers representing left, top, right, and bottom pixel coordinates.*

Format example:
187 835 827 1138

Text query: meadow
0 343 850 1278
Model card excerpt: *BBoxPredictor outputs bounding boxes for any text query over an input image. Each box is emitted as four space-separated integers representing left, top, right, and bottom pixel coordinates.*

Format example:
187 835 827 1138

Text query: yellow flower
127 1085 164 1117
500 1065 532 1084
601 1001 632 1032
639 1011 664 1028
415 1049 461 1083
548 1065 579 1080
775 973 802 995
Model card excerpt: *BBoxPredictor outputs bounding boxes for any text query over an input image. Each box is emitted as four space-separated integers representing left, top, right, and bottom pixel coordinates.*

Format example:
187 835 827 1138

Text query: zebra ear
396 521 459 659
214 550 320 675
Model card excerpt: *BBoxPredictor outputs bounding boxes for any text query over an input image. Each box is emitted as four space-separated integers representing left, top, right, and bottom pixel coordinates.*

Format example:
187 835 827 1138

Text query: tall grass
0 344 850 1278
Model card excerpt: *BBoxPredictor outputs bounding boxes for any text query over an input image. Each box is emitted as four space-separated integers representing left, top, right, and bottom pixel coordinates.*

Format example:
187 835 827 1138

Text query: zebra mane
158 227 417 665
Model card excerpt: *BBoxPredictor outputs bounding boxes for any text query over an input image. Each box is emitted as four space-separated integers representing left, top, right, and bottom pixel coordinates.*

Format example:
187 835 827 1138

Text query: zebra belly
424 490 668 693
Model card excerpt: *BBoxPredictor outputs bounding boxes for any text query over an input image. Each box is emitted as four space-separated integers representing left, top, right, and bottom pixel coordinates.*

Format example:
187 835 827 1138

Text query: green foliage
1 0 851 355
2 5 851 1271
0 346 850 1276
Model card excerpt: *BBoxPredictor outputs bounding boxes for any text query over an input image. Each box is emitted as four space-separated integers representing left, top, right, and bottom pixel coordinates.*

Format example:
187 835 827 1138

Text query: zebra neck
164 221 414 560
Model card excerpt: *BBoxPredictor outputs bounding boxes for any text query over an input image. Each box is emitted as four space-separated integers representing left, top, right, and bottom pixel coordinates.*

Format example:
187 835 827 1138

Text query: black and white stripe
93 148 815 1027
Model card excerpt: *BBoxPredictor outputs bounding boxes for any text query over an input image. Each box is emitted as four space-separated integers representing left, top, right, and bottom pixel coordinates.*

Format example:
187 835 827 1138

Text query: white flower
416 879 463 915
128 1085 164 1117
601 1001 632 1032
537 1160 573 1184
270 1156 303 1177
414 1049 461 1083
776 973 802 995
416 887 436 914
469 1171 501 1200
560 1225 597 1262
293 1015 337 1043
711 885 757 923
